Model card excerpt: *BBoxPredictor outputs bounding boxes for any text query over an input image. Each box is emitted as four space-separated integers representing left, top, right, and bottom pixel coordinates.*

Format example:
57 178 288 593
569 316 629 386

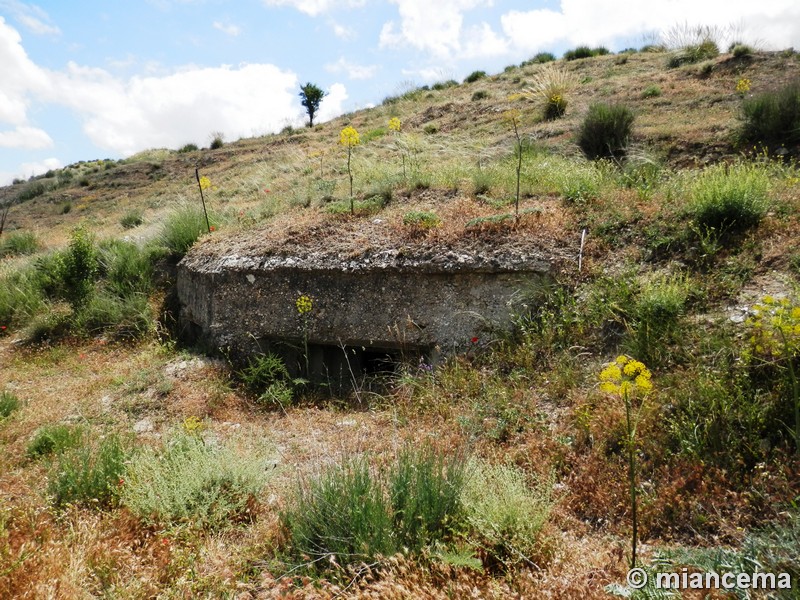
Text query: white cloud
330 20 355 40
46 62 315 156
0 1 60 35
0 16 52 153
0 157 61 186
380 0 502 60
500 0 800 53
213 20 241 36
325 57 378 80
0 125 52 149
317 82 347 122
260 0 365 17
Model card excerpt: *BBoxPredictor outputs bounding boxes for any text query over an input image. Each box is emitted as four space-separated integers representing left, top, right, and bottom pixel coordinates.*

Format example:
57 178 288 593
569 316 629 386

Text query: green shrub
423 124 438 135
431 79 458 91
625 275 689 366
739 80 800 146
59 228 100 308
178 143 199 153
402 211 441 229
529 52 555 64
389 446 467 552
48 434 127 509
121 431 269 529
238 352 298 408
462 459 552 568
0 391 21 419
689 162 770 234
282 456 396 569
471 90 489 101
26 424 84 459
16 181 47 202
464 70 486 84
0 231 40 258
209 132 224 149
577 103 635 160
159 205 214 258
666 370 769 468
731 43 753 58
119 210 144 229
564 46 595 60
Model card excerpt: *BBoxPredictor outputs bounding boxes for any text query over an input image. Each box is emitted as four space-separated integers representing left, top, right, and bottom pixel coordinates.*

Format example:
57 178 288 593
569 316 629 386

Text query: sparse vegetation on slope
0 44 799 598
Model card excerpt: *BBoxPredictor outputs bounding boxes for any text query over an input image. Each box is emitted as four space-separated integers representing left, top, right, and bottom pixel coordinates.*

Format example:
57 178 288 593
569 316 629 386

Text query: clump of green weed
0 391 22 419
48 434 127 509
664 24 720 67
577 103 635 160
282 456 396 569
625 274 690 366
121 430 270 529
119 210 144 229
402 210 441 229
462 458 552 570
26 424 85 459
689 162 770 235
0 231 40 257
471 90 489 101
642 85 662 98
238 352 298 409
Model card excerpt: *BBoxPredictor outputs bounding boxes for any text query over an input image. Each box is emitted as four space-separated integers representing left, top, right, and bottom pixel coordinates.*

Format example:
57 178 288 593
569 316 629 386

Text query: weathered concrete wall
177 251 551 368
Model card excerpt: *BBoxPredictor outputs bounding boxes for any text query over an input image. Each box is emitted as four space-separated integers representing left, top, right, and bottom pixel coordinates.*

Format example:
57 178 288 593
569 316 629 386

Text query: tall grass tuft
159 204 216 258
520 64 576 120
689 162 770 235
282 456 396 569
389 445 467 552
0 231 39 258
577 103 635 160
0 391 22 419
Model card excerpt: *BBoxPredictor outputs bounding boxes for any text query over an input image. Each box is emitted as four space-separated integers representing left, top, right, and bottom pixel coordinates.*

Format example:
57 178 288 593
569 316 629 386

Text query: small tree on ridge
299 82 326 127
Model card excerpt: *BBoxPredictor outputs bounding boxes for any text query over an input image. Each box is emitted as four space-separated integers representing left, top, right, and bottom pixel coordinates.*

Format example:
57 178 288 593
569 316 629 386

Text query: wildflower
0 325 6 331
339 126 360 148
388 117 402 132
296 294 313 315
599 355 652 397
736 78 751 94
209 225 216 232
118 478 125 487
471 337 479 344
199 175 212 190
264 188 271 193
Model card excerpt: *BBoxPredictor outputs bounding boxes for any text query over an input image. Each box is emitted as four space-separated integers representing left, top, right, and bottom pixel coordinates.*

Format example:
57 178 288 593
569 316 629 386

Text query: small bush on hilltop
464 70 486 84
577 103 635 160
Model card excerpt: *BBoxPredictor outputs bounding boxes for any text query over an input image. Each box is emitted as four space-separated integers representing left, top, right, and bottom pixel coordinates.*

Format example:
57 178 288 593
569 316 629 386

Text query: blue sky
2 0 799 185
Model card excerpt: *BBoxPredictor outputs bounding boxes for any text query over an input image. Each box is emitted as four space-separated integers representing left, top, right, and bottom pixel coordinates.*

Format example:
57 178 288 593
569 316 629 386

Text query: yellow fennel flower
339 126 360 147
388 117 401 132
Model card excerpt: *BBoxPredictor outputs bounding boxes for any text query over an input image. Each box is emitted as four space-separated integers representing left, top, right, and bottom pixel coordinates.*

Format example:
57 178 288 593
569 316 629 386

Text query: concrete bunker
177 246 552 385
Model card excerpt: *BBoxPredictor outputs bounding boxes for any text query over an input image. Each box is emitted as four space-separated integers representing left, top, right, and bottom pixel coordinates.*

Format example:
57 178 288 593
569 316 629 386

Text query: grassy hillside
1 45 799 598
